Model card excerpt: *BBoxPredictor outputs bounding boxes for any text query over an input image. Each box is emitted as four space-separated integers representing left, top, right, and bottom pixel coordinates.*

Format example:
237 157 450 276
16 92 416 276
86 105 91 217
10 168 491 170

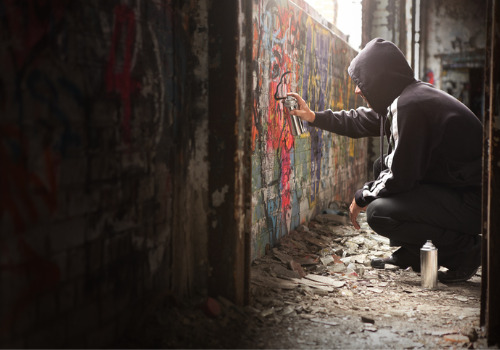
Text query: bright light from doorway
304 0 362 50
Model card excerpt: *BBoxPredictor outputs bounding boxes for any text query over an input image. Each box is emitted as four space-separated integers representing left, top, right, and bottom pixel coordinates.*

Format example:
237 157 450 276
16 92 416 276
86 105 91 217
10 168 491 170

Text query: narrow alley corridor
118 212 489 349
2 1 499 347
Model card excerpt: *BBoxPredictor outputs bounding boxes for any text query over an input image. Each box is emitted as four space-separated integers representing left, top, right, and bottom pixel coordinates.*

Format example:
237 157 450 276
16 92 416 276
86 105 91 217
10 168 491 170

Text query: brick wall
251 0 368 259
0 1 209 347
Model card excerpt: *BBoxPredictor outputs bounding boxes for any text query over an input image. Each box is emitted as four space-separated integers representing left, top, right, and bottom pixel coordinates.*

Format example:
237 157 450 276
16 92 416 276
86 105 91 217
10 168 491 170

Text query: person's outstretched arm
287 92 380 138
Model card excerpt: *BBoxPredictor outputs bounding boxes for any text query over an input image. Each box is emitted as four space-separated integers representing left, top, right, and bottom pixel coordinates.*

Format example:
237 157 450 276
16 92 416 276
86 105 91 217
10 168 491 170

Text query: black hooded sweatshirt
310 38 483 208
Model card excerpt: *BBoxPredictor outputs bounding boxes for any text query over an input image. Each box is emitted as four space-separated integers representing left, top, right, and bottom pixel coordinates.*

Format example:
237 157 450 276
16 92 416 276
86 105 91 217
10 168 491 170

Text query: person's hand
287 92 315 123
349 197 366 230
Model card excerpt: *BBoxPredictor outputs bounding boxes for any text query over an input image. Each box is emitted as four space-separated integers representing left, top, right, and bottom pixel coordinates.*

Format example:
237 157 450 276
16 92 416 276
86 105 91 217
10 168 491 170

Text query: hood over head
348 38 416 114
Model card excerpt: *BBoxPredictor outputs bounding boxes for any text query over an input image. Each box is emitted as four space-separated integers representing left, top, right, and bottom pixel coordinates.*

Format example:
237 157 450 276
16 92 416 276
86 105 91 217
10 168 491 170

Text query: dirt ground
120 212 497 349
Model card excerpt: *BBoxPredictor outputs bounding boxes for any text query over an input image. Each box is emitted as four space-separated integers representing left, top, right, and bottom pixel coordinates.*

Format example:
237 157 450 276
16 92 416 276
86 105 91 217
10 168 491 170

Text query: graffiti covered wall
251 0 368 259
0 0 209 347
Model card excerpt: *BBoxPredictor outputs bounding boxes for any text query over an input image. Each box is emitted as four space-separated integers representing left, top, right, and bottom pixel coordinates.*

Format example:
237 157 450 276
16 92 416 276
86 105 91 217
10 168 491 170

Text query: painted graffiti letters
251 0 367 259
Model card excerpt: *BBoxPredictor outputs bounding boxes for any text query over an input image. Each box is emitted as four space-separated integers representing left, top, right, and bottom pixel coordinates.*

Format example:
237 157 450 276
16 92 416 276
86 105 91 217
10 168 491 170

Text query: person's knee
366 199 385 228
366 199 398 234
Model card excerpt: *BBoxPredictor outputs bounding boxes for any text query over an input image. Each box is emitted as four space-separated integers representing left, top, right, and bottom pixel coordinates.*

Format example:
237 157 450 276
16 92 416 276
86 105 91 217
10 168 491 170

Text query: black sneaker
371 247 421 272
438 267 479 283
370 255 420 272
371 256 398 269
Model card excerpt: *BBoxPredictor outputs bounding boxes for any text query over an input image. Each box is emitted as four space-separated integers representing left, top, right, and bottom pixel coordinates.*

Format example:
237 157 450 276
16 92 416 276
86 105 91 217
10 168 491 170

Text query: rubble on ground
117 210 492 349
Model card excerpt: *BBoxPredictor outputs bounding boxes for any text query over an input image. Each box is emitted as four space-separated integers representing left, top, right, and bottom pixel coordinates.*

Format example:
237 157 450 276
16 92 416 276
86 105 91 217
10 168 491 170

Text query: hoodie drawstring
379 113 385 172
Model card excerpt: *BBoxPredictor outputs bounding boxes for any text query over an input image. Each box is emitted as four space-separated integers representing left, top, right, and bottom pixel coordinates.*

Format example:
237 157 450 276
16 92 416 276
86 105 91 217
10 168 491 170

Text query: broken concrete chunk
281 305 295 316
341 289 354 297
320 255 334 266
305 274 346 288
293 278 334 292
295 255 319 266
319 247 332 256
314 213 349 225
310 317 340 326
302 234 328 248
261 307 275 317
289 260 306 278
328 262 347 273
355 264 365 276
443 334 470 343
271 264 301 280
272 248 293 264
312 289 330 296
363 324 378 332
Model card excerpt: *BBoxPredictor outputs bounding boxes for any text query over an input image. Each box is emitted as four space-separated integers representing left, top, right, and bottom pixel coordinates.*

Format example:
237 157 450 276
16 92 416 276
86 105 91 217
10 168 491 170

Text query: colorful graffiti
251 0 367 259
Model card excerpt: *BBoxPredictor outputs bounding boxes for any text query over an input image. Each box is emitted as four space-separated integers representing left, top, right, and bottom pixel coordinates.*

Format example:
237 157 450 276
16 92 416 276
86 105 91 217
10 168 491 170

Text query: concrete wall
420 0 486 116
362 0 409 56
0 1 210 347
251 0 368 259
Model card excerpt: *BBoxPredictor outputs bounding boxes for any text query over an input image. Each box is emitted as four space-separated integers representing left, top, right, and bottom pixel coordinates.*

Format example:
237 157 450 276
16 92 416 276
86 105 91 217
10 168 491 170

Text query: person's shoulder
399 81 452 109
398 81 478 124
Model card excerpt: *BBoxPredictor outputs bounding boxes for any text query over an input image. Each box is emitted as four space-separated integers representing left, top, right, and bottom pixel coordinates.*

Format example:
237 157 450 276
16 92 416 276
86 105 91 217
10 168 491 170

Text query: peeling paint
212 185 230 208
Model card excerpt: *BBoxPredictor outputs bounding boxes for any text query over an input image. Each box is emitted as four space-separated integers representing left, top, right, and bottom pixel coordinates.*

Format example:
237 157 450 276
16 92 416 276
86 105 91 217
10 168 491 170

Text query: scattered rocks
116 210 488 349
245 211 486 349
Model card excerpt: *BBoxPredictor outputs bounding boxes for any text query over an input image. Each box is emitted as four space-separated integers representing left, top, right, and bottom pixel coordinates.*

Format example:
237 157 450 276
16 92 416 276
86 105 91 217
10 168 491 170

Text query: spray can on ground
420 240 438 289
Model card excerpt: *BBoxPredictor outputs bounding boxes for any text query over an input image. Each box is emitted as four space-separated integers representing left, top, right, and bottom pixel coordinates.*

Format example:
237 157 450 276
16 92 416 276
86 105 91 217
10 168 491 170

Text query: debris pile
245 211 485 349
117 211 488 349
251 212 399 298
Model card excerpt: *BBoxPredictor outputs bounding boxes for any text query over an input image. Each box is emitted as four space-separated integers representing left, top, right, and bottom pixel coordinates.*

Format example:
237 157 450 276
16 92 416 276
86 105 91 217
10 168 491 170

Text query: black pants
368 159 481 270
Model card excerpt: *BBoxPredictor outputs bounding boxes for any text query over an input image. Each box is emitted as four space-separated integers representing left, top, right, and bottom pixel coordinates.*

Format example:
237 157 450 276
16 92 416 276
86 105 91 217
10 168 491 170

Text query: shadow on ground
117 213 495 349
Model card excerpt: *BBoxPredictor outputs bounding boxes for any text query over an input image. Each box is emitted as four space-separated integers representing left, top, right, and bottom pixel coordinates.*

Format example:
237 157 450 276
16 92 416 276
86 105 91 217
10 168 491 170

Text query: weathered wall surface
0 0 365 346
251 0 368 259
421 0 486 109
362 0 409 56
0 1 209 347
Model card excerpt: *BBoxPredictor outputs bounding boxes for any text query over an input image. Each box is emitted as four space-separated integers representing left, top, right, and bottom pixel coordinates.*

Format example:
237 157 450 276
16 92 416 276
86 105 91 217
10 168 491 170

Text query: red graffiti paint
253 4 304 232
425 70 435 85
105 4 141 144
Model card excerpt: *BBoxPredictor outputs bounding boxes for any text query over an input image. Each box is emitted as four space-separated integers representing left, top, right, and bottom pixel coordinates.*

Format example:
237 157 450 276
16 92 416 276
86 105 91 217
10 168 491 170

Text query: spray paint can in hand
420 240 438 289
283 96 305 136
